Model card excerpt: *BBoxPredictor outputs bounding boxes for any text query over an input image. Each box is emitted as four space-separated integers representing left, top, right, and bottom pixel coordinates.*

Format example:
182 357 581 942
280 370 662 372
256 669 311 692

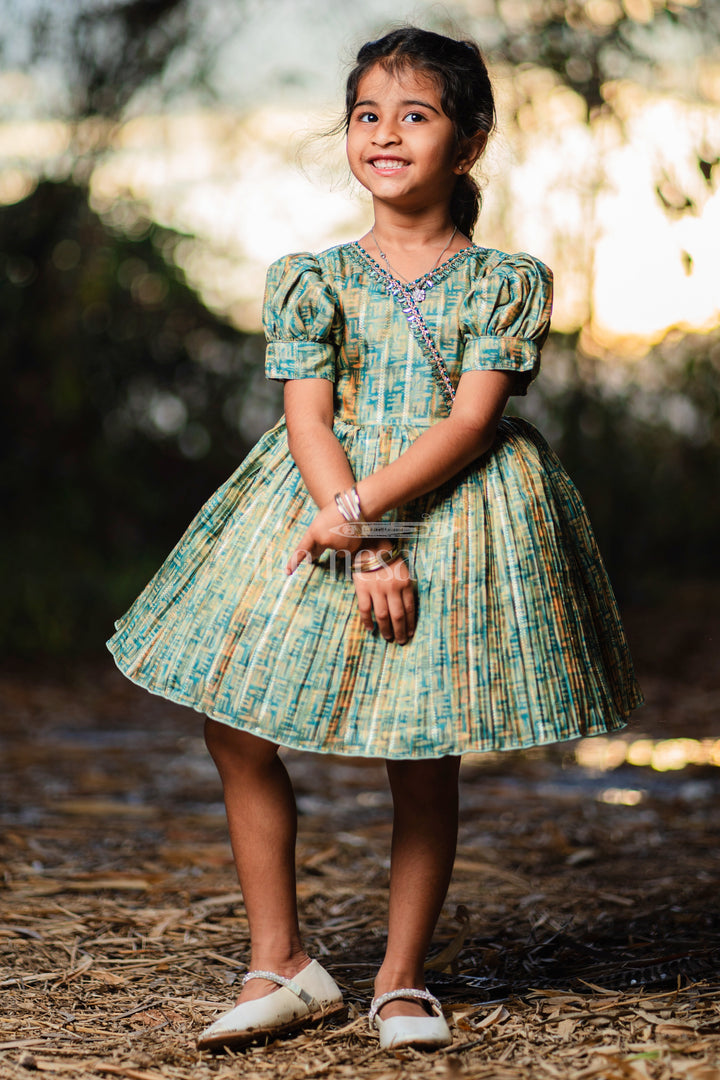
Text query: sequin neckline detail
346 240 480 293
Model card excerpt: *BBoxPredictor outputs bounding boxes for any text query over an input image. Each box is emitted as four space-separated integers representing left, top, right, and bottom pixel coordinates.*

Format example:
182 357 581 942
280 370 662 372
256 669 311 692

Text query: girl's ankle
374 967 425 995
248 948 311 976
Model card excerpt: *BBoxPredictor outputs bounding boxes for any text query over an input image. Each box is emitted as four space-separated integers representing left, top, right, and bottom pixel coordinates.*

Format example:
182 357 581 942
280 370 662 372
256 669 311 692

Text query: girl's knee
204 718 279 772
386 755 461 796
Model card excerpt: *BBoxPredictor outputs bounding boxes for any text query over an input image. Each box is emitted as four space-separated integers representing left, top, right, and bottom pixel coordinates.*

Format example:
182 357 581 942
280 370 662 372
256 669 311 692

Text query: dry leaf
655 1021 698 1035
476 1005 510 1029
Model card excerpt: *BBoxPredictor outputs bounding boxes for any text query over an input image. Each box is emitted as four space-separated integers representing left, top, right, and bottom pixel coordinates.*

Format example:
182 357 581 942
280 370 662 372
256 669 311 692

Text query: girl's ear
454 130 488 174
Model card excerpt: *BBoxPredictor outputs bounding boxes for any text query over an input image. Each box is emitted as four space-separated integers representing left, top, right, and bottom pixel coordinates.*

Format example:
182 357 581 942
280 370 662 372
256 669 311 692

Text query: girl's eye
404 112 426 123
357 111 378 123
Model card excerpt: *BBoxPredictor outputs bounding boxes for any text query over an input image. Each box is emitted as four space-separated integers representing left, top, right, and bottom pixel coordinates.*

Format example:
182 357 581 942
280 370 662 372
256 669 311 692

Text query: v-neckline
347 240 480 291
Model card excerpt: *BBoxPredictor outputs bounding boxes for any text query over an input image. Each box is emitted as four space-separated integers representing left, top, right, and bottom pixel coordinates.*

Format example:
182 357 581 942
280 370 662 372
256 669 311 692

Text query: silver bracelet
334 486 365 523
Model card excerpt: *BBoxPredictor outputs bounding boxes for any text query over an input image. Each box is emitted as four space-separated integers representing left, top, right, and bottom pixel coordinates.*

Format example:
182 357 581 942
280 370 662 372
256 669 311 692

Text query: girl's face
346 63 467 215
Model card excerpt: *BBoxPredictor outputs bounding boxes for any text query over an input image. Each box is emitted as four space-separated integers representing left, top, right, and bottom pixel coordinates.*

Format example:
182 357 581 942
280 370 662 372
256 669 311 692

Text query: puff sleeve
459 253 553 395
263 253 339 382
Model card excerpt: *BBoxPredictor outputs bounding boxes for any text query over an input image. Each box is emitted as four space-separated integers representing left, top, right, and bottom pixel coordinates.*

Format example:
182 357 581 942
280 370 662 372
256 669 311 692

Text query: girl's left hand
352 553 415 644
286 501 362 574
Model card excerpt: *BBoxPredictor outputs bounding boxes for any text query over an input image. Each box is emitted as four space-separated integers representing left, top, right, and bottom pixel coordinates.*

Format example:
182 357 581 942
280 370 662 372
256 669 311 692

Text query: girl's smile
346 65 464 210
369 158 410 173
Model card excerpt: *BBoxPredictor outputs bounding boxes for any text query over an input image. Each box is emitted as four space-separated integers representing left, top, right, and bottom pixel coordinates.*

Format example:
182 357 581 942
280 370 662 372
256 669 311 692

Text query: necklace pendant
411 285 426 304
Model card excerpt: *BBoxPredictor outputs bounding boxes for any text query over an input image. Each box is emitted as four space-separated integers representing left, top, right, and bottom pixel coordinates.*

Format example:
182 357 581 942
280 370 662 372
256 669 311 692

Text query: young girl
108 27 643 1052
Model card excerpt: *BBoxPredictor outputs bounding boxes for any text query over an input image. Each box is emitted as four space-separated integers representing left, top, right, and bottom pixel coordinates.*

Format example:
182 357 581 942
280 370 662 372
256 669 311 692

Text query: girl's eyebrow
353 98 440 115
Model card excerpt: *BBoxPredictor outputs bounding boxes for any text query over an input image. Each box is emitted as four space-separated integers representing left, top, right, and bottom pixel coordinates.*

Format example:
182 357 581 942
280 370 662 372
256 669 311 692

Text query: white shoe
197 960 345 1050
369 987 453 1050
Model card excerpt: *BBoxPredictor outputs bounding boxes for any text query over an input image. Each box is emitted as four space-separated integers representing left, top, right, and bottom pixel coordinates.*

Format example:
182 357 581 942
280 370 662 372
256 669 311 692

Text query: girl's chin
350 164 410 188
354 176 408 199
361 174 415 198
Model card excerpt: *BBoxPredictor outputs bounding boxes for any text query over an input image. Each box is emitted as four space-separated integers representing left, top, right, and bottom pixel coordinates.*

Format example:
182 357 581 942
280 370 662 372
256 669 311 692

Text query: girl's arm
284 376 412 645
286 367 514 540
285 370 514 646
355 368 515 518
284 378 358 509
284 378 396 554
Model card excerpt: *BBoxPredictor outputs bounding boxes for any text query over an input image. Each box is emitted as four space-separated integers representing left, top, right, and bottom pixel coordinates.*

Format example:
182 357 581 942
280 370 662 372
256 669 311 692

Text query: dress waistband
332 416 435 431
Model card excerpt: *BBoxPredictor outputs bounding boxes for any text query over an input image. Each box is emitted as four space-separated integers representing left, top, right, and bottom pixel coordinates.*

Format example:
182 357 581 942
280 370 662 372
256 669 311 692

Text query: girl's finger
402 582 416 637
372 602 392 641
355 586 375 632
386 595 408 644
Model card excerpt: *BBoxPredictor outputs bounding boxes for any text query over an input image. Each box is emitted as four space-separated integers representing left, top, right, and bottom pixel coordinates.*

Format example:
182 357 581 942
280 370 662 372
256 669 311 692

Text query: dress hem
108 646 642 762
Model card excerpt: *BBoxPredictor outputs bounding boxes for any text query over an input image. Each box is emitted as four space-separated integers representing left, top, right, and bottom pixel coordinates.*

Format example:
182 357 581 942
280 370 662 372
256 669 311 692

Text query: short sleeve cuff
462 335 539 374
265 341 336 382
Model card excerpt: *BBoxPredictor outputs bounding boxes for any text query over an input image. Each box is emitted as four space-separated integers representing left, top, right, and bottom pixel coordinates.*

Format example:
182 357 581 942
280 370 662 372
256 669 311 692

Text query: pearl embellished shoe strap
242 969 317 1010
368 987 442 1025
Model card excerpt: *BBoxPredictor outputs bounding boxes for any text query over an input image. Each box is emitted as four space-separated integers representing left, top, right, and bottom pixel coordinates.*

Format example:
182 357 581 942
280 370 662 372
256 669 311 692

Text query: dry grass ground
1 583 719 1079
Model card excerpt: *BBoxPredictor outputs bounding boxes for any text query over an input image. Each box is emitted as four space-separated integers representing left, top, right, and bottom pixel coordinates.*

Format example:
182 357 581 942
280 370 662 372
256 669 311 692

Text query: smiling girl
108 27 642 1054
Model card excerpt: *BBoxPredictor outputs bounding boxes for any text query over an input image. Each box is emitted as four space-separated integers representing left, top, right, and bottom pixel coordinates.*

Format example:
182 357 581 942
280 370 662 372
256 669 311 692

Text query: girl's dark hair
344 27 496 237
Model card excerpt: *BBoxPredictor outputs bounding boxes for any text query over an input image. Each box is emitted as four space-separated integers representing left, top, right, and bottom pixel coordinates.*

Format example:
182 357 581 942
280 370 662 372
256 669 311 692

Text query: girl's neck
359 204 471 282
368 205 462 254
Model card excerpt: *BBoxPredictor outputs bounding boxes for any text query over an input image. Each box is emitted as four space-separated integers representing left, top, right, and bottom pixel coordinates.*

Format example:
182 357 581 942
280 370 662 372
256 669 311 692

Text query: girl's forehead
354 63 443 108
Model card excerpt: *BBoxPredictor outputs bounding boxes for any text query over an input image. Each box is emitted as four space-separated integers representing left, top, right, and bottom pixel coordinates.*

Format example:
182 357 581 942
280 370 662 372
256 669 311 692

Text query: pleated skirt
107 414 643 758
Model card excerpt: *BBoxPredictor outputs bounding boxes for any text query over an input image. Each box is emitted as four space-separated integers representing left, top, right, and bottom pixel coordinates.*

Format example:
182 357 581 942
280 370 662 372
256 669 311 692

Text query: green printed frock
108 242 643 759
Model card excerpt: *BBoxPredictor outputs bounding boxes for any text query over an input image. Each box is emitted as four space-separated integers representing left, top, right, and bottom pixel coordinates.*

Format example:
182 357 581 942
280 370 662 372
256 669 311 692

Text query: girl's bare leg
374 756 461 1019
204 718 310 1003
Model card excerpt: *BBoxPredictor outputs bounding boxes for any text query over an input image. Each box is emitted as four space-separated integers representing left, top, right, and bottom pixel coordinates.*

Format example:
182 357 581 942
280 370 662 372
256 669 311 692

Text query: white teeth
372 160 407 169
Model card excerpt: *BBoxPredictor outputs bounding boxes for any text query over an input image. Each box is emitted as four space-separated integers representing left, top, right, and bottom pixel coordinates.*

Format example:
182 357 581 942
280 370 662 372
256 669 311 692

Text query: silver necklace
370 225 458 304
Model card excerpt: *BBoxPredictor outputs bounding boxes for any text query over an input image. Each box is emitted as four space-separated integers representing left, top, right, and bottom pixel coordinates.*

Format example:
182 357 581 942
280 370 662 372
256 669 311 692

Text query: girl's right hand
352 550 415 645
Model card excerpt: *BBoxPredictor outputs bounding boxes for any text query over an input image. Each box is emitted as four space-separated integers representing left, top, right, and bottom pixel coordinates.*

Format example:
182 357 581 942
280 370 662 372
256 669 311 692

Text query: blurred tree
510 329 720 597
6 0 192 117
0 179 269 654
0 0 270 656
483 0 719 113
71 0 189 117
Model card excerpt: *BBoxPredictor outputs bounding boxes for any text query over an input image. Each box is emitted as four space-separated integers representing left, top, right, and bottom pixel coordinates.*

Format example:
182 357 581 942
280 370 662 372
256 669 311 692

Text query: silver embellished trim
368 987 442 1025
242 968 316 1009
350 242 458 412
371 225 457 305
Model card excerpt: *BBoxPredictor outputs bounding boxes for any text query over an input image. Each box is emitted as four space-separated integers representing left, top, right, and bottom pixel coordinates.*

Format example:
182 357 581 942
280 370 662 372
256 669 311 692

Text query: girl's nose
372 121 400 146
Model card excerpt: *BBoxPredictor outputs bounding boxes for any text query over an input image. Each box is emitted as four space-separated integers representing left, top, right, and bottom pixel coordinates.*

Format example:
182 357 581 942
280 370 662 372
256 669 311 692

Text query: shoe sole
197 1001 347 1051
380 1034 453 1050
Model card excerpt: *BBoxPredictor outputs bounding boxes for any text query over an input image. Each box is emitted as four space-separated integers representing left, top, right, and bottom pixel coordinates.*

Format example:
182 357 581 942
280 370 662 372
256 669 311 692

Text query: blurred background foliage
0 178 266 654
1 0 719 656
